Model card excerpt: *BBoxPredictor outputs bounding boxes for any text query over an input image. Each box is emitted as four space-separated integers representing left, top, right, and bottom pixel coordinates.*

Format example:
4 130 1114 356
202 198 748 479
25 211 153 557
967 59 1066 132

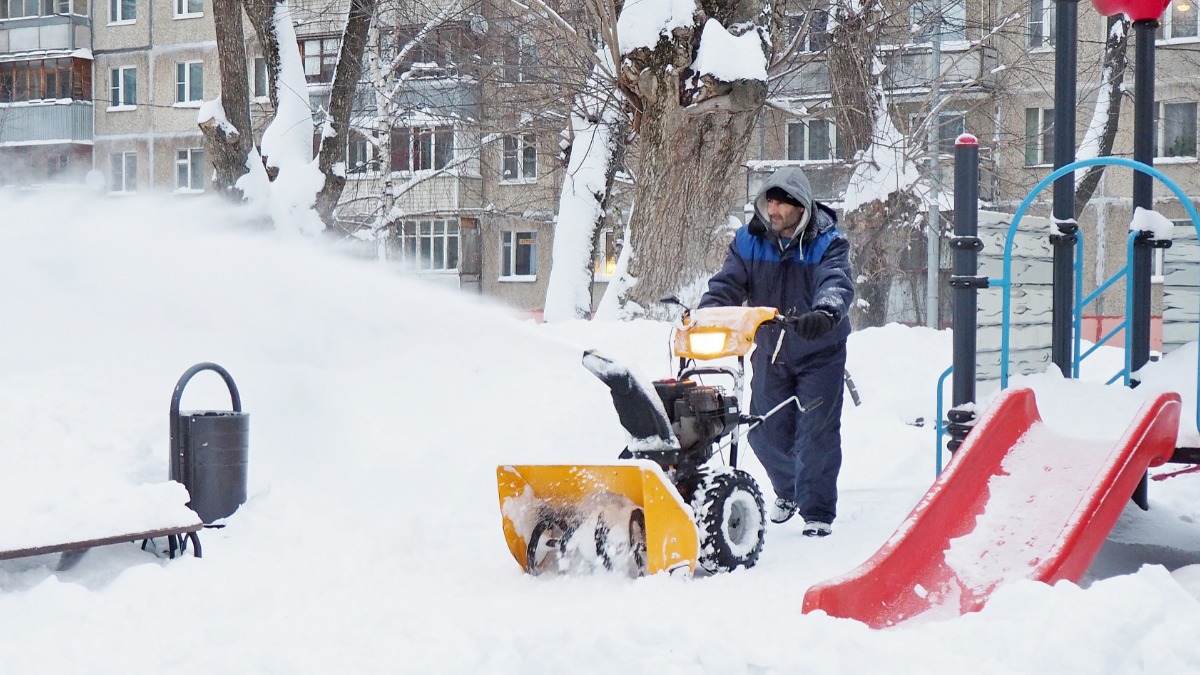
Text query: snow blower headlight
687 331 727 356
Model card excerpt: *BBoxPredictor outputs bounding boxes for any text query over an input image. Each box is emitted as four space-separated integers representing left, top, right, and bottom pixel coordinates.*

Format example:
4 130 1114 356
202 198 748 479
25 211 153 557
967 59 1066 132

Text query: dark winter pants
747 341 846 524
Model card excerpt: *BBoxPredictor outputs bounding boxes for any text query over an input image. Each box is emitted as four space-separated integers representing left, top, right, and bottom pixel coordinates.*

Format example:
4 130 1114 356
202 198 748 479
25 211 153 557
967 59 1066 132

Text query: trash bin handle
170 362 242 416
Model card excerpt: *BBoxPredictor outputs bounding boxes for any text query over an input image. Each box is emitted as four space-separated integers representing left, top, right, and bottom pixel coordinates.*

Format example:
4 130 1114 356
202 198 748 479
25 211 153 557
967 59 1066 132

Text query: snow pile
1 190 1200 672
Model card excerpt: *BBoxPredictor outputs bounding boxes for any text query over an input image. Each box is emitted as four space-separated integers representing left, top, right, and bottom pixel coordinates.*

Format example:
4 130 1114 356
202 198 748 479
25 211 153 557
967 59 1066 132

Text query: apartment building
90 0 216 195
0 0 93 186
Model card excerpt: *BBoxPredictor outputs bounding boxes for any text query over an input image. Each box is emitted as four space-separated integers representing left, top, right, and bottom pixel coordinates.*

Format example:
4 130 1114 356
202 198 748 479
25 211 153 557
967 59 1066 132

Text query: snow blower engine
496 298 821 578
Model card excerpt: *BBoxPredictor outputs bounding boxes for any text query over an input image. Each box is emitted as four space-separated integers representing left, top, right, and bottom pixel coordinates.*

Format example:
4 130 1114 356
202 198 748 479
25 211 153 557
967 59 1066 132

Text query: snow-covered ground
2 189 1200 673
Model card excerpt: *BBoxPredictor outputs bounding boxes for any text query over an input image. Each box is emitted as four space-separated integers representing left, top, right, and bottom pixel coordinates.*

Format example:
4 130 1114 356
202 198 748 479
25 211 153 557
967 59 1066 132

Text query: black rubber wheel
526 516 565 576
691 469 766 574
594 507 649 577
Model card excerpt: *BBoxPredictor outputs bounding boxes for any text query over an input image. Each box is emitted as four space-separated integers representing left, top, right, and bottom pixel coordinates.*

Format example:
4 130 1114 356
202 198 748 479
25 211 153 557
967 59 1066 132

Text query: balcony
0 100 92 145
0 15 91 54
881 44 998 93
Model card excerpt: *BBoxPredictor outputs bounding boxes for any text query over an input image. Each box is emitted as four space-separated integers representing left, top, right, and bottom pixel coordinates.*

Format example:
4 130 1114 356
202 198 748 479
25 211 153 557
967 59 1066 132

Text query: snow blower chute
497 299 822 577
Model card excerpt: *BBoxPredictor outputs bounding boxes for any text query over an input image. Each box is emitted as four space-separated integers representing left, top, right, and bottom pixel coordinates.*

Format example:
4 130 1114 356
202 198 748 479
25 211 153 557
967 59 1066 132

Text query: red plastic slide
802 388 1181 628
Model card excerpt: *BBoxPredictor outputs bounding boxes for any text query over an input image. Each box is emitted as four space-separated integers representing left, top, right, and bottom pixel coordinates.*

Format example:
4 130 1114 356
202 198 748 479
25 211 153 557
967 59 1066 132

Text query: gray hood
753 166 814 236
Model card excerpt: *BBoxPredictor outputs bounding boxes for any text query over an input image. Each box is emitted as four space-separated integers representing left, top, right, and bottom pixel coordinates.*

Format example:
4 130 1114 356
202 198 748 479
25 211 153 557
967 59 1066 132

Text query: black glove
795 310 837 340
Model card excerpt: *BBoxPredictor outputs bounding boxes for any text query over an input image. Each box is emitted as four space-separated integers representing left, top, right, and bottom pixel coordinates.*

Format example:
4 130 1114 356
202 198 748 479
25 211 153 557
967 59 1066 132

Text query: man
698 166 854 537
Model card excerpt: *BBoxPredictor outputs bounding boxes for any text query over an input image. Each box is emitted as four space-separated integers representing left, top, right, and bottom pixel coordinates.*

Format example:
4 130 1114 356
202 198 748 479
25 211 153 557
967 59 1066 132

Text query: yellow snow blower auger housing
497 298 821 578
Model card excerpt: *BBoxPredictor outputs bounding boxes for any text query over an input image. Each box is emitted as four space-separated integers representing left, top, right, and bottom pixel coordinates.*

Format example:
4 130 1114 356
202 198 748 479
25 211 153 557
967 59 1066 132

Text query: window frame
500 230 538 280
109 65 136 109
910 0 966 43
500 133 538 182
300 37 340 84
593 227 617 280
346 132 380 176
252 56 268 100
1158 3 1199 41
786 119 840 162
390 126 454 173
394 219 461 272
110 151 137 194
173 0 202 17
108 0 134 24
1024 107 1055 166
174 60 204 105
1156 101 1198 159
175 148 206 192
1026 0 1055 49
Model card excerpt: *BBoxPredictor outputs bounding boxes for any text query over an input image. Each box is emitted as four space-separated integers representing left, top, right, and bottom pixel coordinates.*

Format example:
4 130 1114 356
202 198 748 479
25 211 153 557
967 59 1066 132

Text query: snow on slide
802 388 1181 628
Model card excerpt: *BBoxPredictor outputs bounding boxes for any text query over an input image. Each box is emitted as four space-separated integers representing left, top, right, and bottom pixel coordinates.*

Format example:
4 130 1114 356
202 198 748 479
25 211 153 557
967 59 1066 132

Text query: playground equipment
804 0 1200 627
803 388 1180 629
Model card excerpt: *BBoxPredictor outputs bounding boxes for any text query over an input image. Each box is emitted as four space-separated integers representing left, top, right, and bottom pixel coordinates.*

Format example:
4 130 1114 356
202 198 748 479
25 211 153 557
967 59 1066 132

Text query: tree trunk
315 0 378 225
243 0 281 112
201 0 255 198
1075 15 1130 215
618 6 770 317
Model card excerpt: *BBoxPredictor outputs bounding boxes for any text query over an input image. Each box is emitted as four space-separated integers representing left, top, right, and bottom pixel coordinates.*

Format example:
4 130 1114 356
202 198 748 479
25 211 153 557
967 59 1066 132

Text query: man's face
766 197 804 237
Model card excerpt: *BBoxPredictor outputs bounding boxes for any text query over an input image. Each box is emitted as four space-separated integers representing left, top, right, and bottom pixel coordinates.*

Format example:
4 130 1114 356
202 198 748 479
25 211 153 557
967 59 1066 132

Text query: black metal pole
1051 0 1079 377
1130 18 1157 386
948 134 983 453
1130 18 1160 510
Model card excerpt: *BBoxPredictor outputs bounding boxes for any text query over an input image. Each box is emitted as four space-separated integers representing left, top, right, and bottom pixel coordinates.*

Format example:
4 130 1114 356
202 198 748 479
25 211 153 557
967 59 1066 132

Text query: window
910 0 966 42
175 61 203 104
0 58 75 102
109 66 136 108
174 0 202 16
46 153 68 179
1157 101 1198 158
301 38 340 84
1024 107 1054 165
176 148 205 191
504 33 537 82
501 231 537 278
2 0 77 18
1158 3 1198 40
109 0 134 22
936 113 965 154
390 127 454 172
111 152 137 193
786 10 830 52
395 219 460 271
787 120 839 161
347 133 379 174
1027 0 1055 49
501 134 537 181
252 57 268 99
594 228 617 279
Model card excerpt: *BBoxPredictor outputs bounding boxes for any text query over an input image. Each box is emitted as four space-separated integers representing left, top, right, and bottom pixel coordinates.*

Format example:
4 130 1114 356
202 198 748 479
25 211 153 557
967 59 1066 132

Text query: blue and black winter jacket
699 167 855 362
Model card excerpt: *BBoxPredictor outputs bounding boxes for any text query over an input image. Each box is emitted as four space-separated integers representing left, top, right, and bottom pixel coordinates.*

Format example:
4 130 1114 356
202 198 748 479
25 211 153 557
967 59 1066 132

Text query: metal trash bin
170 362 249 525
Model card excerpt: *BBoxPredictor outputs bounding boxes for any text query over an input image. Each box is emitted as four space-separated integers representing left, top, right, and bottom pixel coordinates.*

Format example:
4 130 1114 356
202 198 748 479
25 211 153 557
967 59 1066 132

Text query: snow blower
497 298 822 577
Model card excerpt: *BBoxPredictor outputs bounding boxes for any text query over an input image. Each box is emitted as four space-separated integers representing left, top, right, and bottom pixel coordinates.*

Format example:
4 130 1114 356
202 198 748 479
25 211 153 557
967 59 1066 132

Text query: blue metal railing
936 156 1200 473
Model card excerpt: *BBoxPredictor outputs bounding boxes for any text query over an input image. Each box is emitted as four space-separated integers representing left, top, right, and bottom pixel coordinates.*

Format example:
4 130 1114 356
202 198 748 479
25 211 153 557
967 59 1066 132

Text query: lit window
594 228 617 279
1158 2 1198 40
175 61 203 104
501 134 537 181
501 231 537 279
110 66 136 108
176 148 205 191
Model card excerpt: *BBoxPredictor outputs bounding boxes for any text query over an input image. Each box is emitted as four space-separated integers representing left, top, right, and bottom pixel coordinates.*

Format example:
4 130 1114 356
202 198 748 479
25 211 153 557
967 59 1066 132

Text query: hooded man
698 166 854 537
